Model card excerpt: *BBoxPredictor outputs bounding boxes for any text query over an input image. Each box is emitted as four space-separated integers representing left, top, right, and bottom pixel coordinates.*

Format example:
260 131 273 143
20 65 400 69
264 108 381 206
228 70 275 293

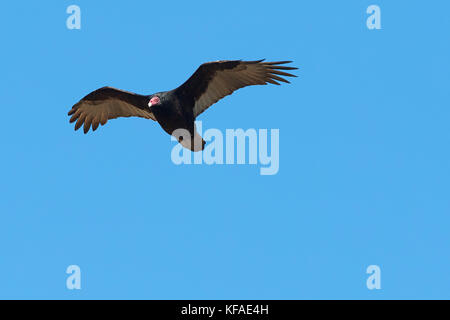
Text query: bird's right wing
174 60 297 118
68 86 156 134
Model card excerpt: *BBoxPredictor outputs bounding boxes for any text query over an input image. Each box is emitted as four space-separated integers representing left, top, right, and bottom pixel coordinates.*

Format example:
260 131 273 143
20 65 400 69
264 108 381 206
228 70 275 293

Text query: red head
148 96 160 107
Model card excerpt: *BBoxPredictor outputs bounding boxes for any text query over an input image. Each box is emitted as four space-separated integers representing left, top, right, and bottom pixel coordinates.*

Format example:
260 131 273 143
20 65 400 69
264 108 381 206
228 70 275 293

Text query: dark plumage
68 59 297 151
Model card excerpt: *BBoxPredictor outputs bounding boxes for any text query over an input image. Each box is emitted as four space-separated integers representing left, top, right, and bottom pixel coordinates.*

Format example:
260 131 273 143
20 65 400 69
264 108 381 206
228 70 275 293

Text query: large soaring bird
68 59 297 151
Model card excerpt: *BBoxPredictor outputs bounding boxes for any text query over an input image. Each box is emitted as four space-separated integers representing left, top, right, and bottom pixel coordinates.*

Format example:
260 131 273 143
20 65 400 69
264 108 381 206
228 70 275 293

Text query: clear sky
1 0 449 299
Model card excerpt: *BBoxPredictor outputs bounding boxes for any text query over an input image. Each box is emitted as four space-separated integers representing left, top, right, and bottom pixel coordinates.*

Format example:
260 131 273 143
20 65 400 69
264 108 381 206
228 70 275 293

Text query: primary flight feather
68 59 297 151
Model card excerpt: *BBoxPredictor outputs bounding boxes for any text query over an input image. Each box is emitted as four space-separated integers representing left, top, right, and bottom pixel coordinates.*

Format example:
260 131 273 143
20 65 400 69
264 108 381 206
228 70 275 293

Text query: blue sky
1 0 449 299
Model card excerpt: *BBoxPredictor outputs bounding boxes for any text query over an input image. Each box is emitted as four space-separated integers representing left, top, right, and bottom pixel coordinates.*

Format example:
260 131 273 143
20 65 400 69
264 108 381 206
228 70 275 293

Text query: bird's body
68 59 297 151
150 90 204 150
150 91 193 137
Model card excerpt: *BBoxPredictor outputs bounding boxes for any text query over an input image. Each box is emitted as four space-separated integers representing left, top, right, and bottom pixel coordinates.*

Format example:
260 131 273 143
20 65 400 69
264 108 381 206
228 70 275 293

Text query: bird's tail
181 131 205 152
172 125 205 152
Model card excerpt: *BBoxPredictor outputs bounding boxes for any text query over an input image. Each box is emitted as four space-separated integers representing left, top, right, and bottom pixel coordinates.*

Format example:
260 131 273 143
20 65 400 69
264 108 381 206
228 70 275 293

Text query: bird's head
148 96 161 108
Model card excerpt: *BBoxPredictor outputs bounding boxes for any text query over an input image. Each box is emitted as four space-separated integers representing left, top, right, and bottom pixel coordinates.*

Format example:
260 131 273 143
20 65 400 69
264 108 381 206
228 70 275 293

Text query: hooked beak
148 101 153 108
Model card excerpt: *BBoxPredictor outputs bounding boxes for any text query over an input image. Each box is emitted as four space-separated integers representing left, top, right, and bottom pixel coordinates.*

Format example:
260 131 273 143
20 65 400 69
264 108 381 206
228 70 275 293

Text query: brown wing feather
67 87 155 134
175 60 297 117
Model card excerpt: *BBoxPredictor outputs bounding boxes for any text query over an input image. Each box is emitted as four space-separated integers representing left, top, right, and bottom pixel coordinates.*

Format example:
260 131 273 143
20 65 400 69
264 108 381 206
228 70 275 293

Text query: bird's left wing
68 86 156 134
174 60 297 118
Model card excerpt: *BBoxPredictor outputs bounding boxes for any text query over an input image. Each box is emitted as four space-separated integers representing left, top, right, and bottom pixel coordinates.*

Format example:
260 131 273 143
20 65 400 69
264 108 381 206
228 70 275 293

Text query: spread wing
68 86 156 134
175 60 297 118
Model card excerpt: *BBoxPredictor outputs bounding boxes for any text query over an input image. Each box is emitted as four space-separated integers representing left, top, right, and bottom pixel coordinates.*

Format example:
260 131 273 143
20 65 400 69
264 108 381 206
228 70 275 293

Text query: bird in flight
68 59 297 151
